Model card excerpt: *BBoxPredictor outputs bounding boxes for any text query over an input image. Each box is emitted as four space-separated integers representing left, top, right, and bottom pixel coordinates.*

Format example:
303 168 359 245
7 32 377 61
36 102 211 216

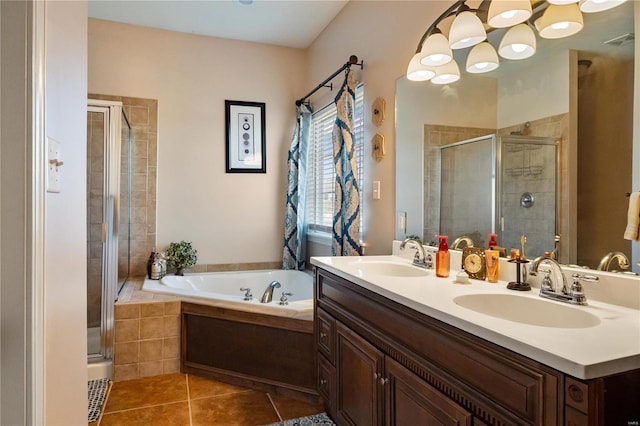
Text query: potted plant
166 240 197 276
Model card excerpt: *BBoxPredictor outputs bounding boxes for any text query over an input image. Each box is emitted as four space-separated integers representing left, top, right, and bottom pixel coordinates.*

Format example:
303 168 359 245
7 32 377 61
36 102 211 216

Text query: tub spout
260 280 281 303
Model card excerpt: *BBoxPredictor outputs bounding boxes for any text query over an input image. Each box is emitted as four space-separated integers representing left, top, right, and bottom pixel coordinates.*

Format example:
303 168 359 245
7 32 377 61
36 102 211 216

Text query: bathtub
142 269 313 319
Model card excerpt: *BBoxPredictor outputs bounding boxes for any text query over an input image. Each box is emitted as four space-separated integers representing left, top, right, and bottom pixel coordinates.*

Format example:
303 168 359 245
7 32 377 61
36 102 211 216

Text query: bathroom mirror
395 1 635 269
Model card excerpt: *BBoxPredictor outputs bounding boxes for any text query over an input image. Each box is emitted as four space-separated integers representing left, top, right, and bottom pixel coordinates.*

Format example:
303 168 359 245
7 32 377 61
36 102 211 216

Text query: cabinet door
336 322 383 426
385 357 472 426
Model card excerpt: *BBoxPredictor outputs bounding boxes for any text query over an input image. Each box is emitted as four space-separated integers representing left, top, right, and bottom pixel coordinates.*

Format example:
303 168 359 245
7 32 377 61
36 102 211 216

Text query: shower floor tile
91 373 325 426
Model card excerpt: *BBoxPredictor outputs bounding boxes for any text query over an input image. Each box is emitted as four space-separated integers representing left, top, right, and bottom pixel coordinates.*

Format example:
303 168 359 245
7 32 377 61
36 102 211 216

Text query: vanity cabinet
314 267 640 425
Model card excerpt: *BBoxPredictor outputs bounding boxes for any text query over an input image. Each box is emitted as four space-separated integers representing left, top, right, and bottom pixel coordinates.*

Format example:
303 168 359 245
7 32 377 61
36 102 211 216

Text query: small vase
175 268 184 276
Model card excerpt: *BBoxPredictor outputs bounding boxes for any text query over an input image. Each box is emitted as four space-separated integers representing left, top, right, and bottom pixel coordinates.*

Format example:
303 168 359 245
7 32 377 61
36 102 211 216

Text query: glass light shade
466 42 499 73
431 60 460 85
498 24 536 59
547 0 579 4
487 0 533 28
535 3 584 39
579 0 627 13
419 33 453 66
449 11 487 49
407 53 436 81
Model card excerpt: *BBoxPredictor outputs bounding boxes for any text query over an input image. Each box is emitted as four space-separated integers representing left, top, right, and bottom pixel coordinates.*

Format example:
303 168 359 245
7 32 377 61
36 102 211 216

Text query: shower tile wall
500 143 557 258
423 124 494 245
89 94 158 278
87 111 105 329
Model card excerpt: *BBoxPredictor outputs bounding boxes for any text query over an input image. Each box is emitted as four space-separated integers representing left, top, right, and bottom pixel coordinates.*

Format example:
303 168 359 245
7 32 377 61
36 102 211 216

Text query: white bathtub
142 269 313 319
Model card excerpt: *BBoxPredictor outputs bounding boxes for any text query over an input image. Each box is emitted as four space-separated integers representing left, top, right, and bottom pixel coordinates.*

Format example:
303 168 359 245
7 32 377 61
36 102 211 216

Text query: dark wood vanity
314 267 640 425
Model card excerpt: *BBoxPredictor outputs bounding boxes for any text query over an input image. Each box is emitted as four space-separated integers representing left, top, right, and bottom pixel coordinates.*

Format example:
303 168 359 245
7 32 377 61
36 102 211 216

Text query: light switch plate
397 211 407 233
373 180 381 200
47 137 62 193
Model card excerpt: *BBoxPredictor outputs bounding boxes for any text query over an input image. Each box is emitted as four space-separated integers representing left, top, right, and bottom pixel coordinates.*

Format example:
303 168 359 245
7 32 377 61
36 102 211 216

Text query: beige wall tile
163 337 180 359
164 315 180 337
163 358 180 375
139 360 163 378
141 302 164 317
114 341 139 365
115 303 140 320
115 319 140 342
114 363 139 382
140 317 164 339
139 339 163 362
164 301 180 315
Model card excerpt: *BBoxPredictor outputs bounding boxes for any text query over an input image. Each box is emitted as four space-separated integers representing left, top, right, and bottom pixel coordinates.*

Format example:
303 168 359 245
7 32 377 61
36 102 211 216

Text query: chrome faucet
260 280 281 303
451 236 474 250
597 251 630 272
400 238 430 268
530 256 598 305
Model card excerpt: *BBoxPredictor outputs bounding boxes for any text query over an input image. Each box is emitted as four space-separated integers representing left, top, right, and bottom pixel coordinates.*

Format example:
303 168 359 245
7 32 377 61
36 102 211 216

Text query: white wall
497 50 570 128
88 19 307 265
633 1 640 273
44 1 89 424
306 1 457 255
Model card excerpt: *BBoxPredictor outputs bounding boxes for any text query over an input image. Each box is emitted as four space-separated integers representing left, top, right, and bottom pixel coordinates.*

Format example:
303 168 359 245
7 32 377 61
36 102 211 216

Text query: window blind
307 85 364 235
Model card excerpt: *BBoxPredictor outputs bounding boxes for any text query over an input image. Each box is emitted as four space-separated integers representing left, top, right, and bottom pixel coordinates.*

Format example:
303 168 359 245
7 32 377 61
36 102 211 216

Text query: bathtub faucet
260 281 281 303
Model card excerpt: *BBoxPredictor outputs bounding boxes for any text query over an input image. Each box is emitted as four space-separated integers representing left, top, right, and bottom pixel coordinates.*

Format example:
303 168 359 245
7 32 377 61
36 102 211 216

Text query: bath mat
87 378 110 423
264 412 335 426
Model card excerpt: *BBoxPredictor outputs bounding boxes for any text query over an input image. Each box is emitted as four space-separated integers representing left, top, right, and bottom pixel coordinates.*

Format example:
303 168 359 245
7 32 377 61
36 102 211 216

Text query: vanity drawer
317 308 336 364
318 354 336 410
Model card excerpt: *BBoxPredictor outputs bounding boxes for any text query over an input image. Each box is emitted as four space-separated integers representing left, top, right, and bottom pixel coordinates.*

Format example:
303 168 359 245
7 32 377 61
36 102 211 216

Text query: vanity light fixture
498 23 537 59
407 53 436 81
405 0 627 85
579 0 628 13
449 8 487 49
466 42 500 73
431 59 461 85
487 0 533 28
419 31 454 66
535 3 584 39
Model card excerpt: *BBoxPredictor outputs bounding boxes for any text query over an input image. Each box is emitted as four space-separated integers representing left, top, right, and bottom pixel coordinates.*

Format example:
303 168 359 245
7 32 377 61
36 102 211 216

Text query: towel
624 192 640 240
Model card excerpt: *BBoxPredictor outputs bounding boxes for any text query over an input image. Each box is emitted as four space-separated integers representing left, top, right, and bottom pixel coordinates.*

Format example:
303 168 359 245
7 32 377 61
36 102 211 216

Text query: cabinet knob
320 332 327 338
380 377 388 385
320 379 327 385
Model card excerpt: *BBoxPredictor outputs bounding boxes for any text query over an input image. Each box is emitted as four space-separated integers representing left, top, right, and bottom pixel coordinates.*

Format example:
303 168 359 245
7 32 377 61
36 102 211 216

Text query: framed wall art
225 100 266 173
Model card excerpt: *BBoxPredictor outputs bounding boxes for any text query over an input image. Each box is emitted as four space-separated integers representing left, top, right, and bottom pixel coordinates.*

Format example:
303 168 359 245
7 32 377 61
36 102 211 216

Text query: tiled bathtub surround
114 300 180 382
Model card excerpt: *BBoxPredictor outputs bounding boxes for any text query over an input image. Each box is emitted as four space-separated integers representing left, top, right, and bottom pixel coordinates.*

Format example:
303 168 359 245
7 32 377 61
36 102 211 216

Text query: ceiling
88 0 349 49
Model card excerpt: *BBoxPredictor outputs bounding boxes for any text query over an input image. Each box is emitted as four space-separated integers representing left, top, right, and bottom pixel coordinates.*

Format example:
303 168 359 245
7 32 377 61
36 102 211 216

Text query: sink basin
349 261 429 277
454 294 601 328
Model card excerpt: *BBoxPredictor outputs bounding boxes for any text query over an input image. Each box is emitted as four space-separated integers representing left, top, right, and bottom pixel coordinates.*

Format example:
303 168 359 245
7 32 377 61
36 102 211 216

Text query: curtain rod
295 55 364 107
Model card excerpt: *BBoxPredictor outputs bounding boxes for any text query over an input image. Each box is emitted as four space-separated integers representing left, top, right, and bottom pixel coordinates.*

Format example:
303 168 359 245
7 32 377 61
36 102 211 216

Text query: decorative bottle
435 235 450 278
147 248 156 279
150 253 162 280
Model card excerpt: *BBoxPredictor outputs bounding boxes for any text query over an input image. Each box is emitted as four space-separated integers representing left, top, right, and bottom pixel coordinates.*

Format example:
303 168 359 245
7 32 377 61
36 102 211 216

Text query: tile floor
89 373 325 426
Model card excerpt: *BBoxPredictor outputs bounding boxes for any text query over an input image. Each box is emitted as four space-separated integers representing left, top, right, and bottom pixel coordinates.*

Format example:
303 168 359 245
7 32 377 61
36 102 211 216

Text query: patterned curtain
282 104 312 269
331 70 362 256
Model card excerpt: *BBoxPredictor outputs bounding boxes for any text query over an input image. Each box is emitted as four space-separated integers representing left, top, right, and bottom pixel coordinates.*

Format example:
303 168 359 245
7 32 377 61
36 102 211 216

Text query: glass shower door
87 100 130 362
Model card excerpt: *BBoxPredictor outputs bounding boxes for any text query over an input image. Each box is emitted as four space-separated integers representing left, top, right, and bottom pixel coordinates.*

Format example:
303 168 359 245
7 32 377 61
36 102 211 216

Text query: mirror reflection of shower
87 99 131 379
436 134 558 259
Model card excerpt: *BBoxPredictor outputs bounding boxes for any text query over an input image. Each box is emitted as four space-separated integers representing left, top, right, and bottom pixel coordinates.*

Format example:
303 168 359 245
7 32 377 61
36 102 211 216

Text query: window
306 85 364 236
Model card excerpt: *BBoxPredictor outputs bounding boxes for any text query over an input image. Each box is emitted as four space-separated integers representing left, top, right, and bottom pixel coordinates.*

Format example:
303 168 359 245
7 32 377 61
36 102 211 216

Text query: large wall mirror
396 0 636 271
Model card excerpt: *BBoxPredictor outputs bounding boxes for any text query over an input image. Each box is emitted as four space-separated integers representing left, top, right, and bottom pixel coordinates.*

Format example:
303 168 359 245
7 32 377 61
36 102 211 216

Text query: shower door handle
101 223 107 243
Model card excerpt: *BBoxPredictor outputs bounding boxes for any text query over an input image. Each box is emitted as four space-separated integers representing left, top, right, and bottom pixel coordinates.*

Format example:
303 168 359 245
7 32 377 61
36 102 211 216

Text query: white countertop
311 255 640 380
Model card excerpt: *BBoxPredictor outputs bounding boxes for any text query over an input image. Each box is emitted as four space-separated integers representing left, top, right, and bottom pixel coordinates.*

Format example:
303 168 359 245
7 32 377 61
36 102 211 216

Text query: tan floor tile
187 374 251 400
100 401 190 426
270 394 325 420
190 391 279 426
104 373 187 413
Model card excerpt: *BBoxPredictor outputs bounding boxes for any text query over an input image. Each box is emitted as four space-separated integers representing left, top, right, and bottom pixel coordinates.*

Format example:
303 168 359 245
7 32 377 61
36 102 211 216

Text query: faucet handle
279 292 293 305
570 274 599 304
240 287 253 301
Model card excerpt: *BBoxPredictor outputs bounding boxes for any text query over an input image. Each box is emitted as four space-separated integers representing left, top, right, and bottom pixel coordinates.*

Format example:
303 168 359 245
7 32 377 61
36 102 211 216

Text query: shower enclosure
87 100 131 379
439 134 558 258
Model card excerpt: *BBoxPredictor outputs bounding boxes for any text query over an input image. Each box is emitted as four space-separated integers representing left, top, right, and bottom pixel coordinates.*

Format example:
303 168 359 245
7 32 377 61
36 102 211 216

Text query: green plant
166 240 197 275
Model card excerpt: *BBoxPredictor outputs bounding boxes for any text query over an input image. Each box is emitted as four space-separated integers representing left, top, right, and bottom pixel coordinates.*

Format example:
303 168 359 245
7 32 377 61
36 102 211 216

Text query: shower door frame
87 100 123 361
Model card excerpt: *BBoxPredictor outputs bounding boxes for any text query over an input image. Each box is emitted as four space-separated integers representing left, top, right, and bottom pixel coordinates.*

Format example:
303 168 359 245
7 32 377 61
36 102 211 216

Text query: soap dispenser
436 235 450 278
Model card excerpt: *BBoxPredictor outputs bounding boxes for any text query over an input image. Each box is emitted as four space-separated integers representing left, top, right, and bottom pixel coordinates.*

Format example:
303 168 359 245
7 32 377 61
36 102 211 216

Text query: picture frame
225 100 266 173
